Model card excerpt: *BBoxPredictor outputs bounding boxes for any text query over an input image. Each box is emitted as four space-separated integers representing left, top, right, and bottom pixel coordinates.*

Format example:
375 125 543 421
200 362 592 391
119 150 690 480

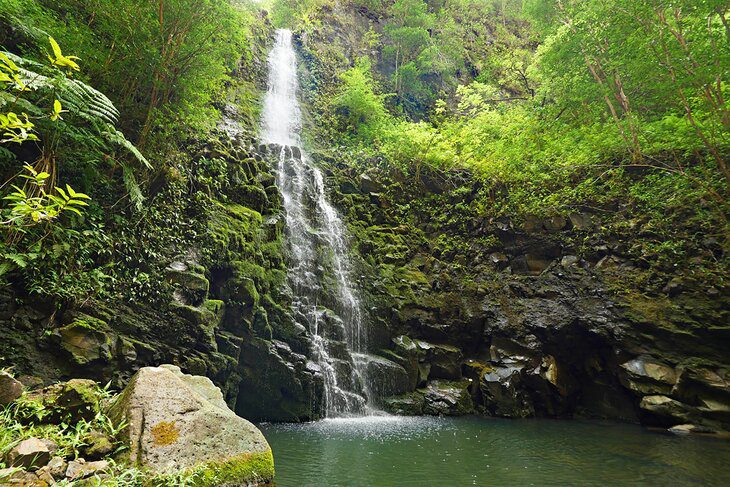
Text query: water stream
261 29 371 417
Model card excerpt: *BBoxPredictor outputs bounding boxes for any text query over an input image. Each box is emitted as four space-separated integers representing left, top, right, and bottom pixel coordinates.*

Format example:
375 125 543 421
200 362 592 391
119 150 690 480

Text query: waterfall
260 29 370 417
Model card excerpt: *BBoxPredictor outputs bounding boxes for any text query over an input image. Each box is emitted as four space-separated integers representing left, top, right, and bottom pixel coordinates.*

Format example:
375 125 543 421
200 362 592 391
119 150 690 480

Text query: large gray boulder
109 365 273 485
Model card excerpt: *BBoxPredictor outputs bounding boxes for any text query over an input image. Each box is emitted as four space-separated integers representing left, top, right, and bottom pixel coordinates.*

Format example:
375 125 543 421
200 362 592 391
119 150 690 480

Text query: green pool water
260 416 730 486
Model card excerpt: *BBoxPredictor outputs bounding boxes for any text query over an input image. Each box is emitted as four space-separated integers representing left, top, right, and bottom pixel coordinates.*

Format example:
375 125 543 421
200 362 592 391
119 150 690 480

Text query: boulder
40 379 100 422
568 212 594 230
109 365 274 484
46 456 67 479
353 353 410 402
639 395 697 425
0 371 23 406
36 465 55 484
55 320 113 366
17 375 44 390
422 380 473 416
65 459 109 480
521 215 543 233
525 254 552 273
668 423 721 436
383 392 425 415
544 215 567 232
80 430 114 459
0 468 44 485
5 438 56 470
675 365 730 396
620 356 677 395
414 340 463 380
480 365 535 418
359 172 383 194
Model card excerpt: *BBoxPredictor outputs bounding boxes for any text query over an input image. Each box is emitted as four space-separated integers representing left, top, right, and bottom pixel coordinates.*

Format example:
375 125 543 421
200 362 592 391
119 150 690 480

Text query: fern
101 124 151 169
0 91 43 115
2 50 150 169
122 163 144 211
3 252 28 268
2 49 151 217
1 14 50 46
5 52 121 125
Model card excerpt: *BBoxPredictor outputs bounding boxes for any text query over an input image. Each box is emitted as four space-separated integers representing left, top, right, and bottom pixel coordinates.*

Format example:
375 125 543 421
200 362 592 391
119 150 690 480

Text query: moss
207 202 264 261
66 314 109 332
203 299 225 315
191 449 275 487
171 302 218 328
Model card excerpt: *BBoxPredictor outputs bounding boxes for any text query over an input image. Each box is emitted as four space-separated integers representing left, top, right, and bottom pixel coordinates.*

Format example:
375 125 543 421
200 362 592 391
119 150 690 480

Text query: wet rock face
354 353 411 402
384 392 425 415
235 337 324 421
423 381 474 416
324 163 729 433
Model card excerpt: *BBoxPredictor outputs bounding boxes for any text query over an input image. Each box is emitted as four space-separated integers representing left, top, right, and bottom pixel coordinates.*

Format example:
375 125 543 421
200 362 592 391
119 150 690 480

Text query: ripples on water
260 416 730 486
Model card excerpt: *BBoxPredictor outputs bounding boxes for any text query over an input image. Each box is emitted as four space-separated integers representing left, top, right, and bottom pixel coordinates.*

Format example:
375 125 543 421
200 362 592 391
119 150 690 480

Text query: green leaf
55 186 69 200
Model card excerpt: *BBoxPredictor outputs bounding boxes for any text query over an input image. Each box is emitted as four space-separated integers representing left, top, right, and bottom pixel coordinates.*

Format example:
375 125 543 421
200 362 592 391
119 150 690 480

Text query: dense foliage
1 0 727 329
279 0 727 264
0 0 264 302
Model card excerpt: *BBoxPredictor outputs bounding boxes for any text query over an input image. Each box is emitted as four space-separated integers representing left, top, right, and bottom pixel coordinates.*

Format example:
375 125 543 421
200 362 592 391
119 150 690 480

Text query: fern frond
2 14 51 46
0 91 43 115
5 52 120 124
122 163 144 211
101 124 151 169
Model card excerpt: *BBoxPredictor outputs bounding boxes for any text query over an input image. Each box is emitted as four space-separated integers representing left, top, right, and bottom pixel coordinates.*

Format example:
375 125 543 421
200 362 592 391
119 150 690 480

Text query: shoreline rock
109 364 274 485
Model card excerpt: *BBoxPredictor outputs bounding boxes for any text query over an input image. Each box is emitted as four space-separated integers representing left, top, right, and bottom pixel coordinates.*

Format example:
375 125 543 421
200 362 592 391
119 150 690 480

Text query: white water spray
260 29 371 417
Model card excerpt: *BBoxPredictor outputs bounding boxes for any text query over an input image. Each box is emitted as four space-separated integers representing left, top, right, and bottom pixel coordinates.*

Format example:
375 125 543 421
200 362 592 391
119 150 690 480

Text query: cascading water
260 29 372 417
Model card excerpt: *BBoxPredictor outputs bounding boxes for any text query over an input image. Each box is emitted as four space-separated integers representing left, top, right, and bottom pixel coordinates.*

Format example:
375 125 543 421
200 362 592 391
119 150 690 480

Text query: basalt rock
54 317 114 367
383 391 425 415
354 353 410 403
422 380 474 416
235 337 324 421
330 163 730 434
65 459 110 481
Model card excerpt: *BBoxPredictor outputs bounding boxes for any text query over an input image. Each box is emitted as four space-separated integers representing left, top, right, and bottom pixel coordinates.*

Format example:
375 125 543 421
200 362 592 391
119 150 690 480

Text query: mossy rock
237 184 270 214
208 203 263 260
22 379 101 423
384 391 425 415
167 269 210 297
54 317 114 366
191 449 275 487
